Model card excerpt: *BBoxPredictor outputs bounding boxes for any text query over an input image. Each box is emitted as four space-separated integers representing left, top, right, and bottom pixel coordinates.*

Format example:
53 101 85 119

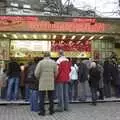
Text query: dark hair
34 57 40 63
44 52 50 57
3 69 7 73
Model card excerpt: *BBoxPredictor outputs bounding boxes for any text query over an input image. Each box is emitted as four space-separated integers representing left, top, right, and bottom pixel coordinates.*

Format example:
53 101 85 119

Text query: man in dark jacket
7 58 21 101
26 57 40 112
89 62 100 105
78 59 89 101
103 59 113 98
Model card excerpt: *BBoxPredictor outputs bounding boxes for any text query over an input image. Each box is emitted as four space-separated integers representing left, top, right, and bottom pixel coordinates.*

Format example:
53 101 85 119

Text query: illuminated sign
0 16 110 32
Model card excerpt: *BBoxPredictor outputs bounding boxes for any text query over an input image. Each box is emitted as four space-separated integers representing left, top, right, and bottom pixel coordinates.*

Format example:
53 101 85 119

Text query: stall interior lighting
71 35 76 40
13 34 18 39
43 34 47 39
89 36 95 40
33 34 37 39
80 36 85 40
3 34 7 37
53 35 56 39
99 36 104 39
62 35 66 39
23 34 28 39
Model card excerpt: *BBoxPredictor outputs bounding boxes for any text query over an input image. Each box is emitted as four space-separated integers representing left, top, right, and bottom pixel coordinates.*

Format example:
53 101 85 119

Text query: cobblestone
0 102 120 120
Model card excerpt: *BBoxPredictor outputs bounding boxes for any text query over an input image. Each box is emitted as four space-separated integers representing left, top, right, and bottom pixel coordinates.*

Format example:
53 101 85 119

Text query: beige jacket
35 57 57 91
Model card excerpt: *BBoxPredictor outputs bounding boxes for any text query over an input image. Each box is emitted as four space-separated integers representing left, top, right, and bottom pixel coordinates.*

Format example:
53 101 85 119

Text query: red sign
0 16 110 32
51 40 91 52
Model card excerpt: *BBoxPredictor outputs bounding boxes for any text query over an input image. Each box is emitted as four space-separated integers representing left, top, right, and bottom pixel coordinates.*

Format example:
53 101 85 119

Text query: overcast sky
62 0 120 17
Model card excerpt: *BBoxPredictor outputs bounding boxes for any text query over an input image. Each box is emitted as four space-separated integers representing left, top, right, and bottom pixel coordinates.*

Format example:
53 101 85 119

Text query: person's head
34 57 40 63
90 62 96 68
44 52 50 58
3 69 7 73
76 58 82 65
20 63 24 66
10 57 16 61
59 49 64 57
28 61 32 66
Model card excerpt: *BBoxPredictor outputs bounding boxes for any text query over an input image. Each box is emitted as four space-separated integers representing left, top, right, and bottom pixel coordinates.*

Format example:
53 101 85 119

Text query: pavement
0 102 120 120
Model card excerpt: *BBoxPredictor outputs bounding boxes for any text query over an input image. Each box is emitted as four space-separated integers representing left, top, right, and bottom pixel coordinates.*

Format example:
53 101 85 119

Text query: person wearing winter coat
69 61 78 101
7 58 21 101
78 59 89 101
56 50 71 112
103 59 113 98
89 62 100 105
96 63 104 100
26 57 40 112
115 65 120 97
35 52 57 116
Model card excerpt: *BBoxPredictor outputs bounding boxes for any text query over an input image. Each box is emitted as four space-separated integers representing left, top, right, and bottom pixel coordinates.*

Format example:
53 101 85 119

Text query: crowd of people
0 50 120 116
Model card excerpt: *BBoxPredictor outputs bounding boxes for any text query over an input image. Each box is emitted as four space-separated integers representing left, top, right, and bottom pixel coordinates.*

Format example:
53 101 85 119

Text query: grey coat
34 58 57 91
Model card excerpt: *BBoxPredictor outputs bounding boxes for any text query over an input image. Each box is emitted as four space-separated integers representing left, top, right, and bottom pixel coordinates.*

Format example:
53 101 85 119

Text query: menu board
10 40 51 57
0 40 9 60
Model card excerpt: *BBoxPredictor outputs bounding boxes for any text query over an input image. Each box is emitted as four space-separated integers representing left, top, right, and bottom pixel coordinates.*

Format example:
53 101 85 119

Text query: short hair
59 49 64 56
34 57 40 63
44 52 50 57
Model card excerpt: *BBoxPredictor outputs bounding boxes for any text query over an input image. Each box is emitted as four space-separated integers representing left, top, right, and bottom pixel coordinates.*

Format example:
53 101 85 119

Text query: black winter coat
25 63 38 90
103 62 113 83
89 67 100 88
78 63 89 83
7 61 21 78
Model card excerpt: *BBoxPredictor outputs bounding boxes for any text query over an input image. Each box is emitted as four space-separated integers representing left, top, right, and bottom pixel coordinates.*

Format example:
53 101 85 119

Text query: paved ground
0 102 120 120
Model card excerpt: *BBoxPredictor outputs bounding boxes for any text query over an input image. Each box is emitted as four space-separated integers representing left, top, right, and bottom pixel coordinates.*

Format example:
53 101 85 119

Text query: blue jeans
7 77 20 101
91 87 97 103
69 80 78 101
56 83 69 111
79 81 87 101
30 90 39 112
25 85 31 101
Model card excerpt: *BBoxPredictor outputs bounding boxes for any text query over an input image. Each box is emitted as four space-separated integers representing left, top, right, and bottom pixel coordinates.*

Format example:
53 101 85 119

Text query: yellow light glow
71 35 76 40
23 34 28 39
43 34 47 39
62 35 66 39
80 36 85 40
89 36 95 40
53 35 56 39
33 34 37 39
13 34 18 39
99 36 104 39
3 34 7 37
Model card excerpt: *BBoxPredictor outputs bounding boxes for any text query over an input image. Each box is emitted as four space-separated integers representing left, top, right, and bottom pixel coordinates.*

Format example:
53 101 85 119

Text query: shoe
90 103 97 106
49 111 55 115
64 108 70 112
38 112 45 116
98 97 104 100
79 99 86 102
55 108 64 112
